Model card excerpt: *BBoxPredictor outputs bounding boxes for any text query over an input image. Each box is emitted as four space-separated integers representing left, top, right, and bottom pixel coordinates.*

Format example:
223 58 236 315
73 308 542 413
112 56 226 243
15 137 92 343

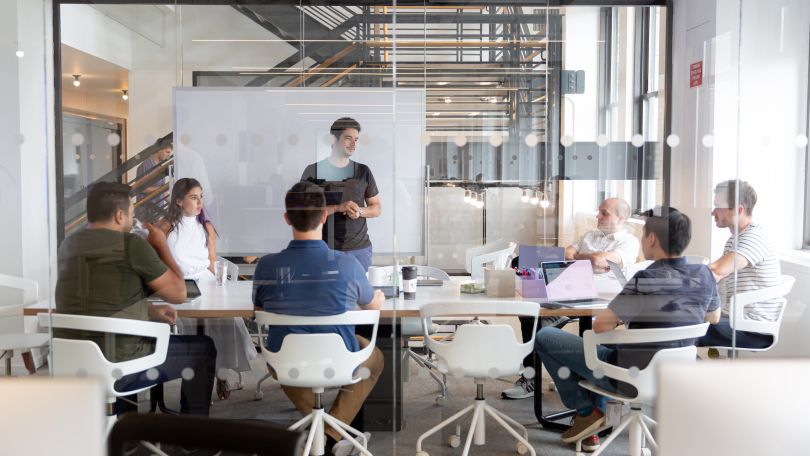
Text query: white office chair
38 313 170 436
415 301 539 456
255 310 380 456
574 323 710 456
399 266 452 404
0 274 49 375
465 240 516 280
711 274 794 353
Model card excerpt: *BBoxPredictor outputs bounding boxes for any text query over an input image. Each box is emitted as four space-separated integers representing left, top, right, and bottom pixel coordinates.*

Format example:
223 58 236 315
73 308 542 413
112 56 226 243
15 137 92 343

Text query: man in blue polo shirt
535 207 720 452
253 181 385 456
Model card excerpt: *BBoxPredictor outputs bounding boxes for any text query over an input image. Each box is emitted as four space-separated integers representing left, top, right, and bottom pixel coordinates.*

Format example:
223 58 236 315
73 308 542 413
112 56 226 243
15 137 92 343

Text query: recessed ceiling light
437 81 448 86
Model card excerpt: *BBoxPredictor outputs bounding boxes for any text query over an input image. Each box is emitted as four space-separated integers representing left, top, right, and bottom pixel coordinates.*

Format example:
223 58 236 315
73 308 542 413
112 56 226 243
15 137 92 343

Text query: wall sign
690 61 703 88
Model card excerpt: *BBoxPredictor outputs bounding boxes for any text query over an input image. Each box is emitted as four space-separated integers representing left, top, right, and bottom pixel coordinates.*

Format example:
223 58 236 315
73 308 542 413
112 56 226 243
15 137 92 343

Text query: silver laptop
540 260 609 307
607 260 628 286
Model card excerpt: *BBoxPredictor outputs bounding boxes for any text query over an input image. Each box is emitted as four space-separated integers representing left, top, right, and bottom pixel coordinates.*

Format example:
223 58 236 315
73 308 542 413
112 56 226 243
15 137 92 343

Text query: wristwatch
358 208 365 217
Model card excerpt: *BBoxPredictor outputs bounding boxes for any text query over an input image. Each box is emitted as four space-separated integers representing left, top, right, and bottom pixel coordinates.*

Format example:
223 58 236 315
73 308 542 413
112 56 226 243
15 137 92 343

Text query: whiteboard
173 88 425 256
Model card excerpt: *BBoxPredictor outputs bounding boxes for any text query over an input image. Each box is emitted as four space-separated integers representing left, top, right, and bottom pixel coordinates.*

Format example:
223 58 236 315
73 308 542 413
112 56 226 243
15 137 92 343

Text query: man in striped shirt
699 180 783 349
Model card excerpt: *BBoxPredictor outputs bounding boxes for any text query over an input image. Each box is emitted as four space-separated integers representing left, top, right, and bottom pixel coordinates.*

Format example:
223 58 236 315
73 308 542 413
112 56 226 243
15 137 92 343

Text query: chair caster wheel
435 395 446 406
448 435 461 448
254 390 263 400
516 442 529 455
641 448 652 456
416 451 429 456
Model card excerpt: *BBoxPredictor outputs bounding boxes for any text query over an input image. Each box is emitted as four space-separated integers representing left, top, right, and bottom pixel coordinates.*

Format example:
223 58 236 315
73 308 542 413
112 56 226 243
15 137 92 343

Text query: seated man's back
253 239 375 352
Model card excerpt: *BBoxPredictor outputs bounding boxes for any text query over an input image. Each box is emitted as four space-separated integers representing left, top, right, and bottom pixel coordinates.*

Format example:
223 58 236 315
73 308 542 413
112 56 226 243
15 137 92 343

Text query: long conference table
25 275 622 430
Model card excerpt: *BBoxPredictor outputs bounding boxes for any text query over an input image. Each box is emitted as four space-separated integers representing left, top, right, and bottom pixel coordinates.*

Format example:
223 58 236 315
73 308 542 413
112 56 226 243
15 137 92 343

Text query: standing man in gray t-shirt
301 117 381 271
699 179 784 349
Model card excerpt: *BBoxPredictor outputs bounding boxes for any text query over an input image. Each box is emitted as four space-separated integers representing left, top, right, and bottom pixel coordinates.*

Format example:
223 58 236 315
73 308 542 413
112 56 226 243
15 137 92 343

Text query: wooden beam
286 43 358 87
321 64 358 87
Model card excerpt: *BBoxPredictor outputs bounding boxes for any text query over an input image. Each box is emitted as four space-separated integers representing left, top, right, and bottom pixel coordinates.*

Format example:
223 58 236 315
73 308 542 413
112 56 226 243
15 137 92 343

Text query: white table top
26 275 622 319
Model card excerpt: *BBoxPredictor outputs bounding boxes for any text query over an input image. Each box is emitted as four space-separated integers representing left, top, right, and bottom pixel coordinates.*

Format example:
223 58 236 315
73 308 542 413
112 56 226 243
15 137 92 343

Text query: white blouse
166 216 212 281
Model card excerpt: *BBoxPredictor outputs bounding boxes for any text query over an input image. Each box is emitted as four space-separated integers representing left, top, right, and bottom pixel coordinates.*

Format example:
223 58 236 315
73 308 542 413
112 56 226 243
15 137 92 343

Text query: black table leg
534 315 593 431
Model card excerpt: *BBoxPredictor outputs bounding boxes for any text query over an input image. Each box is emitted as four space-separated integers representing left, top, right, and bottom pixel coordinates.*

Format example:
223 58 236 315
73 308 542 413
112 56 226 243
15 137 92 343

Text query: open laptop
540 260 609 307
518 245 565 270
607 260 628 286
148 279 202 303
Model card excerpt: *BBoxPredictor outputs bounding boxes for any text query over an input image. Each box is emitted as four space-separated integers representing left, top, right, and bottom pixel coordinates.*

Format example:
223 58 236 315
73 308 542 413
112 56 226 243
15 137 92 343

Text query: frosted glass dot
146 368 160 381
16 50 24 58
143 133 157 146
180 134 192 146
70 133 84 146
359 134 370 146
560 135 574 147
557 367 571 380
454 134 468 147
106 133 121 146
631 134 644 147
324 134 336 146
324 368 335 379
795 135 809 148
74 154 80 161
215 134 227 146
287 134 299 146
523 367 536 380
251 134 264 146
181 367 195 381
525 133 539 147
628 366 640 378
437 253 444 259
76 368 88 377
111 368 123 380
451 252 458 259
357 367 371 380
596 134 609 148
489 133 503 147
17 134 25 145
419 133 432 146
216 368 229 380
289 368 299 379
89 154 96 160
666 134 680 147
104 154 111 160
701 134 714 148
119 154 125 160
593 367 605 379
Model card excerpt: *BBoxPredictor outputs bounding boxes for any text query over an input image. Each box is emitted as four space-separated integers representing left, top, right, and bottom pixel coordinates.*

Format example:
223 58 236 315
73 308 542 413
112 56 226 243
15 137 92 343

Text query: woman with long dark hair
158 178 256 400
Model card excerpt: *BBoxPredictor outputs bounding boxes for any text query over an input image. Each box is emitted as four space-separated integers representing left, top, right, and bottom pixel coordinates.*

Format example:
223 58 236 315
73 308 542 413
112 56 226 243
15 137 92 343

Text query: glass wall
3 0 809 454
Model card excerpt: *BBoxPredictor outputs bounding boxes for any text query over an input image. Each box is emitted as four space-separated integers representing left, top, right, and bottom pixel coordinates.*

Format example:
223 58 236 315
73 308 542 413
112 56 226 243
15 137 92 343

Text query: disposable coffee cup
402 266 417 300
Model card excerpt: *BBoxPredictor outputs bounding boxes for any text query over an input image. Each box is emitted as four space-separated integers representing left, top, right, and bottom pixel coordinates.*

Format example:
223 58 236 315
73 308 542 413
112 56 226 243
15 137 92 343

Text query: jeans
697 317 774 349
535 327 616 413
114 334 217 415
345 244 373 272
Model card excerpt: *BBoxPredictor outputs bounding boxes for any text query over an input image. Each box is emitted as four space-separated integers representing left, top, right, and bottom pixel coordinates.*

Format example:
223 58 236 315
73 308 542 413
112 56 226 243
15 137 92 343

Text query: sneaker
561 410 605 443
581 434 600 452
501 375 535 399
332 432 371 456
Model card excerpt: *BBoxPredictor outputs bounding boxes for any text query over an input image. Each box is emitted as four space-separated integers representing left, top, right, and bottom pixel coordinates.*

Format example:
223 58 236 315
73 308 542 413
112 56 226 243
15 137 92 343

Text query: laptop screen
518 245 565 270
541 260 575 285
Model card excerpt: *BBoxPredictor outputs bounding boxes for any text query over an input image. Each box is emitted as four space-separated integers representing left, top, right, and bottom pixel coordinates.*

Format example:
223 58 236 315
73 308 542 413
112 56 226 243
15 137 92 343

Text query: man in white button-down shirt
565 197 640 273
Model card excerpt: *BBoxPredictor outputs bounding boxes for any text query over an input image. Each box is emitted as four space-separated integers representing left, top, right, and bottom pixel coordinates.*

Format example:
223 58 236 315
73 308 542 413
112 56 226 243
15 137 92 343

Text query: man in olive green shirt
56 182 216 415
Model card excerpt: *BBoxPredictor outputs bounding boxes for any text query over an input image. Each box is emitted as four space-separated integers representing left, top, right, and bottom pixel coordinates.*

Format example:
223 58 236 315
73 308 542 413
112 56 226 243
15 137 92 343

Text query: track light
72 75 81 87
539 194 550 209
463 189 471 203
475 193 484 208
521 189 530 203
121 89 128 101
530 191 539 205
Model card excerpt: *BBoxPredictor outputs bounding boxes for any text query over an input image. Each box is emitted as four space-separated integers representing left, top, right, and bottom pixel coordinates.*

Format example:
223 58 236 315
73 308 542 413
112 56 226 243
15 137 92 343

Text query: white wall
562 7 600 142
671 0 810 357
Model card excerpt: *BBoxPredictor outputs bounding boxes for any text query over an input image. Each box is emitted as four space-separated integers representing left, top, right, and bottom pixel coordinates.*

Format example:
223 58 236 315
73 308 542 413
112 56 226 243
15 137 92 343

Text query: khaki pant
280 335 385 441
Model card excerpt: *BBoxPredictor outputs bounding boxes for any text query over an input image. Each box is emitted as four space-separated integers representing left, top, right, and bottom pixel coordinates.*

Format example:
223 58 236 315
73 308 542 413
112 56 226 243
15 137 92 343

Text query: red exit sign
690 61 703 88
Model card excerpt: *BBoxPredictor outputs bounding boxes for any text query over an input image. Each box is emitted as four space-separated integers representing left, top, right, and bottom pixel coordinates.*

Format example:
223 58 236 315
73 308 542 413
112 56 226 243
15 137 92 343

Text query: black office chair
108 413 304 456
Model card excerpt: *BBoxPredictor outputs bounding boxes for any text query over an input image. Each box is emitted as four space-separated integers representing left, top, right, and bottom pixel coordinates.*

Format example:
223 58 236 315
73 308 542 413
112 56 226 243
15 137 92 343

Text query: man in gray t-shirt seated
699 180 784 349
535 207 720 451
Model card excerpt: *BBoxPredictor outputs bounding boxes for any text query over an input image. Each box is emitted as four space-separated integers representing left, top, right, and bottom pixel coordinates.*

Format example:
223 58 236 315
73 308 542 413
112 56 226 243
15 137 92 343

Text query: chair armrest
729 275 794 334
